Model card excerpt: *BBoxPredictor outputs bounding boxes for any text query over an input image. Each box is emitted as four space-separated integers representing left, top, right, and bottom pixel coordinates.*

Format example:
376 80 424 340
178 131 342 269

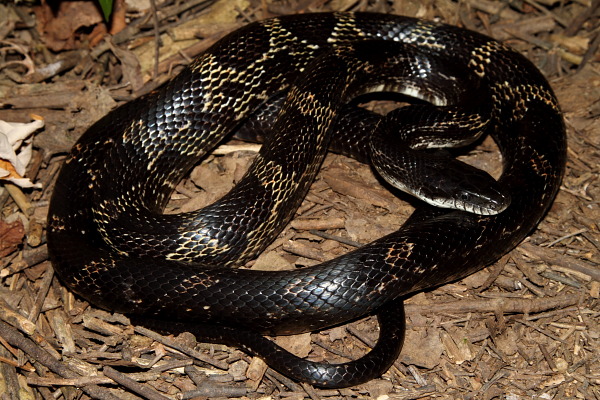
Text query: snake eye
459 192 472 202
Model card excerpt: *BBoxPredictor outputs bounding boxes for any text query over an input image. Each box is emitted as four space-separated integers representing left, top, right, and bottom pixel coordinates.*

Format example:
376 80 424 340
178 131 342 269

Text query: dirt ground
0 0 598 399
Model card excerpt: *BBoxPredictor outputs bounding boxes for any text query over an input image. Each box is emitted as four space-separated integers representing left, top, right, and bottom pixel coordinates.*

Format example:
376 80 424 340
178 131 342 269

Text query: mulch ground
0 0 598 399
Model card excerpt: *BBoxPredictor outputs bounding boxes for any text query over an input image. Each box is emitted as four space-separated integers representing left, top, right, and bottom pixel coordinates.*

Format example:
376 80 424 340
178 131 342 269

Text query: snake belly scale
47 12 566 387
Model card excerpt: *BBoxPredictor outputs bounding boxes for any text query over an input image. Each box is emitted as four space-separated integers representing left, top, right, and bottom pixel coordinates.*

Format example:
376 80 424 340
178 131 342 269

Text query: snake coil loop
48 12 566 387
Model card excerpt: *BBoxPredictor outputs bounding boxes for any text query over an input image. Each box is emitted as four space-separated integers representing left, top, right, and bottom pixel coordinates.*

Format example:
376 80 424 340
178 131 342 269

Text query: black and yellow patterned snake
47 12 566 388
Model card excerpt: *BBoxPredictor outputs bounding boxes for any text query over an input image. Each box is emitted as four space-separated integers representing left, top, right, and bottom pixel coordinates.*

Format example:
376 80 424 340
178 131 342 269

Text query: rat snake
47 12 566 388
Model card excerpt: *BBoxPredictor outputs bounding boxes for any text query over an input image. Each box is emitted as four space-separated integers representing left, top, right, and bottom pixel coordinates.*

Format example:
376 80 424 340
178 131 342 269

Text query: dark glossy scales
47 12 566 388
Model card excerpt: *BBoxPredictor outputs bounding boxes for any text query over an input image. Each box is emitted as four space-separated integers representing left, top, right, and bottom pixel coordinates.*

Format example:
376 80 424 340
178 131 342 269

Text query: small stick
516 319 566 344
308 230 363 248
27 375 113 387
540 270 583 288
519 243 600 281
134 326 228 370
103 366 171 400
282 241 327 262
477 255 510 292
525 306 580 321
512 254 545 286
291 217 345 231
180 385 248 399
522 0 569 27
0 297 37 336
149 0 160 80
503 28 583 65
28 265 54 323
5 183 32 216
564 0 600 35
538 343 558 371
576 31 600 72
301 381 322 400
405 293 580 315
542 228 588 247
0 320 120 400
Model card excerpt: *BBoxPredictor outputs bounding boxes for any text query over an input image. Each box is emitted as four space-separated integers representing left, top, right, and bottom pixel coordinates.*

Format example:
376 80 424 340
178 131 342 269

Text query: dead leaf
108 41 144 91
401 328 444 369
0 159 22 180
493 328 519 356
364 379 393 399
275 333 312 358
0 118 44 188
35 1 104 51
327 326 346 342
251 251 291 271
109 0 127 36
228 359 249 381
550 33 589 55
0 219 25 258
125 0 150 12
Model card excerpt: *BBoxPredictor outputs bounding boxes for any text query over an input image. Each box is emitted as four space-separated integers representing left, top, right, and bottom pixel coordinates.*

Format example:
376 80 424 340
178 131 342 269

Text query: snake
47 12 566 388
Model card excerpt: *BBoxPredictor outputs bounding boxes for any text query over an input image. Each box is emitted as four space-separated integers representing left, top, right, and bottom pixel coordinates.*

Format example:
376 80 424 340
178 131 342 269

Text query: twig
134 325 228 370
180 384 248 399
157 0 216 21
301 381 322 400
282 241 328 262
103 366 171 400
308 230 363 248
0 320 120 400
564 0 600 36
149 0 160 79
405 293 580 315
516 319 567 343
538 342 558 370
539 270 583 288
576 31 600 72
519 243 600 281
27 375 113 387
522 0 569 27
478 255 510 292
4 183 33 216
503 28 583 65
542 228 588 247
0 297 37 336
28 265 54 323
290 217 345 231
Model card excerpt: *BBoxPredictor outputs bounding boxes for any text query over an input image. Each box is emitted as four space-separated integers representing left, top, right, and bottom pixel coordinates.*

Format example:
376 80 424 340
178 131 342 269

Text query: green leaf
97 0 114 21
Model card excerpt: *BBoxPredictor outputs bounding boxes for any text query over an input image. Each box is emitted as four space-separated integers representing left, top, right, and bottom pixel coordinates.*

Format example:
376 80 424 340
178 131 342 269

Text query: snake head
372 146 511 216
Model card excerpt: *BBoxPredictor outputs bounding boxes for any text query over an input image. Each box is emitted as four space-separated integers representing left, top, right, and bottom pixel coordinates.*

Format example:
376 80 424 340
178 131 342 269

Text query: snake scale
47 12 566 388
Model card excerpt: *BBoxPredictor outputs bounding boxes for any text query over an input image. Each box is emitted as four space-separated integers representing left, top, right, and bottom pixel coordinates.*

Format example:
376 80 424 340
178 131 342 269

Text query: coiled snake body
48 12 566 387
